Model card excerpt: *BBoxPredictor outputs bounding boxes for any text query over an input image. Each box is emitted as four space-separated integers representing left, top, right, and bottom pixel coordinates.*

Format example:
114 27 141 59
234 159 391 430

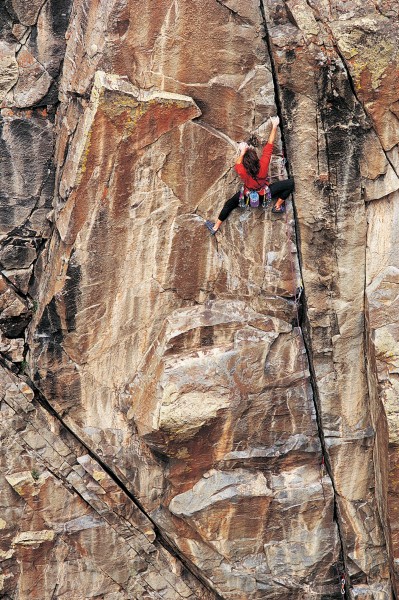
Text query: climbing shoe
205 220 217 235
272 201 286 214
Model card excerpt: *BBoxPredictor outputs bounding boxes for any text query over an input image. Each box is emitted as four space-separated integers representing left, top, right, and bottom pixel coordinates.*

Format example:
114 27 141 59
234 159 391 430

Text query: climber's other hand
270 116 280 127
238 141 248 153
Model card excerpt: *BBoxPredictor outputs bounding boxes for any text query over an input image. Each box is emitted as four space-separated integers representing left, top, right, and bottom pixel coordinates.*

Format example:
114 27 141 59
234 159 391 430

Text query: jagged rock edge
9 358 223 598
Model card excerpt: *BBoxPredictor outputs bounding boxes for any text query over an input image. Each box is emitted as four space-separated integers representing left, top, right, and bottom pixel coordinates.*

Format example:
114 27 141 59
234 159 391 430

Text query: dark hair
246 134 260 148
242 148 260 180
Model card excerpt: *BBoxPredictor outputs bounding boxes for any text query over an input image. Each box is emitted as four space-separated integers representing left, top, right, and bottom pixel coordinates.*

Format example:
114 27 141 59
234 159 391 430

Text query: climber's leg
270 178 294 212
207 192 240 233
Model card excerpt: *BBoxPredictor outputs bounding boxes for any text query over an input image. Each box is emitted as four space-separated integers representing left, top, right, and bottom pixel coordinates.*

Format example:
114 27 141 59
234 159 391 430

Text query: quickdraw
334 563 346 597
340 574 346 596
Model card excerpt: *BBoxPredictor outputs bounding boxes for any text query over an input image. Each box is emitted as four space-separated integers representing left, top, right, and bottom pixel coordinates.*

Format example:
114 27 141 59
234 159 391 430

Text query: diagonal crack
1 345 222 598
195 120 238 150
214 0 253 25
17 366 222 599
333 42 399 182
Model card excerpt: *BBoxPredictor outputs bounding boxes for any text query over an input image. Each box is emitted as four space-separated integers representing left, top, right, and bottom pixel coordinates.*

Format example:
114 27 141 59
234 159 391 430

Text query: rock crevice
260 5 350 593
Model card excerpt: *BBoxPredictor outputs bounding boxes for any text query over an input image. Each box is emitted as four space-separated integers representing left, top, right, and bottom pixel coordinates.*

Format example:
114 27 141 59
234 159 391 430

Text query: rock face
0 0 70 370
264 2 399 598
0 365 214 599
1 1 399 599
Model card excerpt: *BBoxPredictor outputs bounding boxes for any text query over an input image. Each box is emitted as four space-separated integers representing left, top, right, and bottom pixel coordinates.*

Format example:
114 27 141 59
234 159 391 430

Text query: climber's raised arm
266 116 279 146
258 116 280 179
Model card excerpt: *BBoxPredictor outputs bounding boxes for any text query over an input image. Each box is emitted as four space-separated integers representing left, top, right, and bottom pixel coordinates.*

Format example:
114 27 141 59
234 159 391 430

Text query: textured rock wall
0 1 71 366
1 1 399 599
27 2 341 597
264 2 399 597
0 365 216 599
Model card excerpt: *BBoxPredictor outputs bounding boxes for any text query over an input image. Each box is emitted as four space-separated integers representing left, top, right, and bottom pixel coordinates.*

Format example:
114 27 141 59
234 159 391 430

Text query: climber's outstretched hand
237 141 249 155
270 115 280 128
267 116 280 145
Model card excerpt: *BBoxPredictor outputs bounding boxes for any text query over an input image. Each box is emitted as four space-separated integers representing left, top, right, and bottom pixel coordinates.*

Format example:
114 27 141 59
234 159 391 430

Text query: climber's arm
258 116 280 177
234 142 248 178
267 116 279 146
235 142 248 166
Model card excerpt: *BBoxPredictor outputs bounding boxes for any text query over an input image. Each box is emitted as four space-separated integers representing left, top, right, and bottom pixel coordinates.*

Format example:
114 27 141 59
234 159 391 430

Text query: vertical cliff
263 1 399 598
1 1 399 599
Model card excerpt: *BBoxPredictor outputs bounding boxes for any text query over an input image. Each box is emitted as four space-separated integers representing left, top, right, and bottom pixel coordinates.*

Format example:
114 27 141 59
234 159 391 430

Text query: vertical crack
258 2 350 596
258 2 290 176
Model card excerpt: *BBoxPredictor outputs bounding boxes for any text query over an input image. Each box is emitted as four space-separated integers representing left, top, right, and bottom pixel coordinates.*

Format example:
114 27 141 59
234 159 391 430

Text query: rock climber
205 116 294 234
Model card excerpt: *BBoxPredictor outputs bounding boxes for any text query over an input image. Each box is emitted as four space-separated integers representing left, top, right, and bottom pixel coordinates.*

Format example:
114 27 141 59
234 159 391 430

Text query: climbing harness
239 184 272 209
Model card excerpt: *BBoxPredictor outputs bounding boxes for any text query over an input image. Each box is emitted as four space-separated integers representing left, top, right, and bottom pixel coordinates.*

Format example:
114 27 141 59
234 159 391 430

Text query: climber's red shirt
234 142 273 192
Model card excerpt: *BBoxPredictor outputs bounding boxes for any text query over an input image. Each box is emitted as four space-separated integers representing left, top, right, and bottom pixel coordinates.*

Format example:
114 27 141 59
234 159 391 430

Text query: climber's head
243 147 260 179
246 134 260 148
